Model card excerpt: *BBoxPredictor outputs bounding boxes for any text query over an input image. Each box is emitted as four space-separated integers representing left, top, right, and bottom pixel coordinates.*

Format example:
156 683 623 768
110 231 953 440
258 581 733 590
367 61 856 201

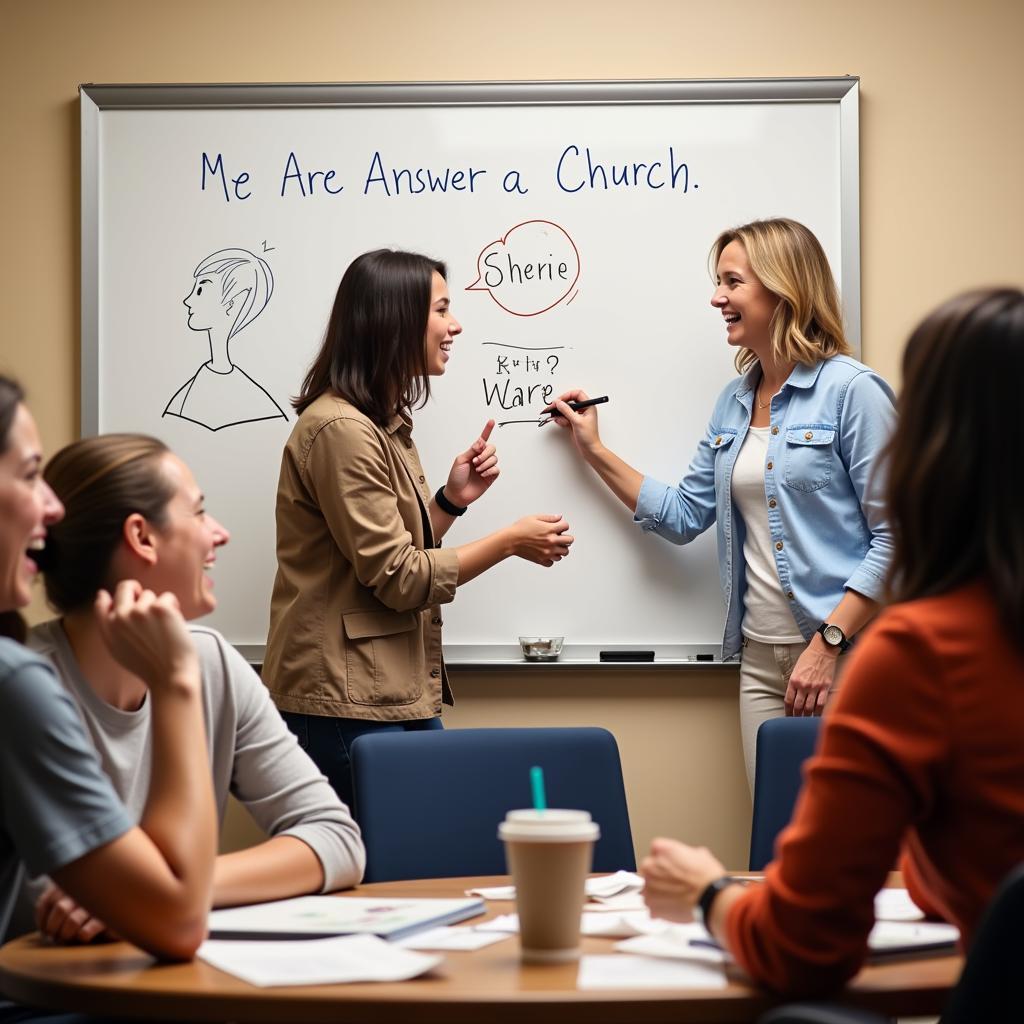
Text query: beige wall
4 0 1023 866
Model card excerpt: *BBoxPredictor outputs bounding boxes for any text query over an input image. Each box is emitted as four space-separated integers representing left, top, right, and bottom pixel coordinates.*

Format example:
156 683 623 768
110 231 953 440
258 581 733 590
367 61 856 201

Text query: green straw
530 765 547 811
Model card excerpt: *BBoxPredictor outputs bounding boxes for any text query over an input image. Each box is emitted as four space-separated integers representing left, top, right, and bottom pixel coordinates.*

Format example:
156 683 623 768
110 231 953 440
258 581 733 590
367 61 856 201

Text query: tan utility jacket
263 393 459 721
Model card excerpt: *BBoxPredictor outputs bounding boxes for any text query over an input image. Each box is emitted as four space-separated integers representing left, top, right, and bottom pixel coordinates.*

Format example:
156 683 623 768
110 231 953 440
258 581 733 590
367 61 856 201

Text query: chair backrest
351 726 635 882
749 716 822 870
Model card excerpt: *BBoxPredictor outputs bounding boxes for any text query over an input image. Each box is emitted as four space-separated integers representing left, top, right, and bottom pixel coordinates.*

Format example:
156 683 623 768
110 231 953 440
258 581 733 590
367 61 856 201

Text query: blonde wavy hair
710 218 852 374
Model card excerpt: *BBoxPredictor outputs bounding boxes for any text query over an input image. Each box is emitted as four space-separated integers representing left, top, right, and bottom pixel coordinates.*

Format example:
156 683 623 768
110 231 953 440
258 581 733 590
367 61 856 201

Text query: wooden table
0 876 961 1023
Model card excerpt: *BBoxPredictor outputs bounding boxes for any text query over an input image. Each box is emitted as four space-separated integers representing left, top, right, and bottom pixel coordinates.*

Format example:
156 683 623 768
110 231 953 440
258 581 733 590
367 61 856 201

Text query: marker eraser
695 653 714 662
599 650 655 663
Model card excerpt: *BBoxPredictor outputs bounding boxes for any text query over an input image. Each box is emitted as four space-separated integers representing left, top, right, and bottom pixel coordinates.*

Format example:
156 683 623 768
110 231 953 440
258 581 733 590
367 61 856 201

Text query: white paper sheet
475 913 520 933
577 954 727 990
465 884 517 900
197 933 442 987
472 910 675 939
396 926 512 951
615 926 730 965
585 871 645 899
873 887 926 921
868 920 959 953
467 870 645 903
585 893 647 912
581 911 666 938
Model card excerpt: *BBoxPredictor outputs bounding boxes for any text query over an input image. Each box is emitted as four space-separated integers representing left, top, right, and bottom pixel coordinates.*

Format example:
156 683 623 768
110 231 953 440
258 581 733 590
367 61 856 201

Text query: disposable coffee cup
498 809 600 963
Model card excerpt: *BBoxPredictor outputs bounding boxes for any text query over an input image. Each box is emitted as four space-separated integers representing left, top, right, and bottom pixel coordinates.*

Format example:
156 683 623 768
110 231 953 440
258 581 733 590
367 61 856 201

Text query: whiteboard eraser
599 650 655 662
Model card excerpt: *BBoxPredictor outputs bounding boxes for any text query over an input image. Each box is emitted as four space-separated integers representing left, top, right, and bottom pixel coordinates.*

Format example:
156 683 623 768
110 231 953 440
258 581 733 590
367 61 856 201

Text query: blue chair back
749 716 822 870
351 726 635 882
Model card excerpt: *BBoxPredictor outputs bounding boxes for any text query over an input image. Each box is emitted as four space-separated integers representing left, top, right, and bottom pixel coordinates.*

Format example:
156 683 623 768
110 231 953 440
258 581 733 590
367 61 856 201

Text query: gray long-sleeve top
26 619 365 894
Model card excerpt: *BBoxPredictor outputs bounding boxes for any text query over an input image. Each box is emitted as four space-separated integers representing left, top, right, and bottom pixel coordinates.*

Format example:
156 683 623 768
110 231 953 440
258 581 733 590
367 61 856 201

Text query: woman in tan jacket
264 249 573 810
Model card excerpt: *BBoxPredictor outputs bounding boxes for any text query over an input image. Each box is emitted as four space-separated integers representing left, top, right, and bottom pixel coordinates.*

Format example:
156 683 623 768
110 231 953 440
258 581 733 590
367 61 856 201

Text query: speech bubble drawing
466 220 581 317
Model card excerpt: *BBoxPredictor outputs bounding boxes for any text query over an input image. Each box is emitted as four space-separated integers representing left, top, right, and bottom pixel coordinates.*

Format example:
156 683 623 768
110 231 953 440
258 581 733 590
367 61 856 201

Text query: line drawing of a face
163 246 286 432
183 275 223 333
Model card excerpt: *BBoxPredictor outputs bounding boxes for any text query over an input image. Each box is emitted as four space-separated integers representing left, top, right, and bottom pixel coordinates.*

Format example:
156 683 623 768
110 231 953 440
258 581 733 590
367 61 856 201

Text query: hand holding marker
538 395 609 426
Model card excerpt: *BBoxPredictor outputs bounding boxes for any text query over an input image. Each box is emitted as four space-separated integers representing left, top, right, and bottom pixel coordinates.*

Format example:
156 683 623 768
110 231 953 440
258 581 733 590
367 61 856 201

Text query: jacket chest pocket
342 610 423 706
708 428 738 489
783 425 835 493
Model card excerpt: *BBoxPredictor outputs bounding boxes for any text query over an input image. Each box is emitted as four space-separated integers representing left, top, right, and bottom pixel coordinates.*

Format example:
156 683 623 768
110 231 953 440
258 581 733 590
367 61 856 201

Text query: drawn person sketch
164 248 287 431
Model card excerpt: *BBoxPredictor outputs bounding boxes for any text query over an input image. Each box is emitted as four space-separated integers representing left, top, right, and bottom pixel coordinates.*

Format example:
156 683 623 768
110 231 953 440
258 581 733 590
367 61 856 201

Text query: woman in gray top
22 432 364 946
0 376 217 980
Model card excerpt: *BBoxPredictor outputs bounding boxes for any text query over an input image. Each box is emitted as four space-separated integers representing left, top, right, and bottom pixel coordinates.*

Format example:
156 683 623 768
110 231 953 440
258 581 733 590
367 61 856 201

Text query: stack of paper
207 895 484 941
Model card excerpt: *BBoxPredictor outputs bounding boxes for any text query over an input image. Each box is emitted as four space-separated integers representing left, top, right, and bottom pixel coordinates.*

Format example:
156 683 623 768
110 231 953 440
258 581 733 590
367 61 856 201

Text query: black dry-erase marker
539 395 609 424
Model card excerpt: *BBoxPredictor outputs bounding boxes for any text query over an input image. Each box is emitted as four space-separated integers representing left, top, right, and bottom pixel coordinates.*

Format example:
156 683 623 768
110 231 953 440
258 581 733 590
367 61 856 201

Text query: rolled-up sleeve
633 435 719 545
839 371 896 601
303 418 457 612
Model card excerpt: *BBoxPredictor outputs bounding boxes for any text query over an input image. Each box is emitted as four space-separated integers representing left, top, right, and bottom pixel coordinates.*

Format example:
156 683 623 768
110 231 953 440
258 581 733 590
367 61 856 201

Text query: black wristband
435 487 467 517
695 875 742 928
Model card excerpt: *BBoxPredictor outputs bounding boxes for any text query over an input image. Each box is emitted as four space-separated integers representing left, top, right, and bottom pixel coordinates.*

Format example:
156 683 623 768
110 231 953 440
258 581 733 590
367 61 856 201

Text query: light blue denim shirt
634 356 896 660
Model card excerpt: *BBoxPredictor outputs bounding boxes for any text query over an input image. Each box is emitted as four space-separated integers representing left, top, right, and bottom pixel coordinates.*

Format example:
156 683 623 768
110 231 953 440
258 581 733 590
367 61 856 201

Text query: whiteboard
81 79 860 663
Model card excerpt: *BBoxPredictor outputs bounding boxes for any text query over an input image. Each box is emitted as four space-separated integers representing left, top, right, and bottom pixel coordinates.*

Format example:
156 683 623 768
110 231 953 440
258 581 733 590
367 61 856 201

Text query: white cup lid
498 809 601 842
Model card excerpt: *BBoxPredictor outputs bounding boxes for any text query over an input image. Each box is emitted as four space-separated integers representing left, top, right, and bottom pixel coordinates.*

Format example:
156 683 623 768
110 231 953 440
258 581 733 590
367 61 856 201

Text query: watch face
823 624 843 646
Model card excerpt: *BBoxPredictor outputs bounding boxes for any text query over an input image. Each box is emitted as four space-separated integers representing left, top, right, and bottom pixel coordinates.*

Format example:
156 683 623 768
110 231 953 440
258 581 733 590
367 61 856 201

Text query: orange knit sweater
726 581 1024 995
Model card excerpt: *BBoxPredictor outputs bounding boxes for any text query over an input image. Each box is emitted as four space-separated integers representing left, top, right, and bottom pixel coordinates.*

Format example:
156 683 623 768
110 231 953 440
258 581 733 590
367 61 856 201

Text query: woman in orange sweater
640 286 1024 996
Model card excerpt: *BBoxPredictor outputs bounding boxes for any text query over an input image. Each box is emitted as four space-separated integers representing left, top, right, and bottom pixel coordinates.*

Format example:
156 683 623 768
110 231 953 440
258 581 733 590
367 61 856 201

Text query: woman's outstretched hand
509 514 574 566
444 419 499 508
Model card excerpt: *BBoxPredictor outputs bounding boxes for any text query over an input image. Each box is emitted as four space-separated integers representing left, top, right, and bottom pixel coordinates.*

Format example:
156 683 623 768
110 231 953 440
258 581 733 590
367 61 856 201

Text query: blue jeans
281 711 442 817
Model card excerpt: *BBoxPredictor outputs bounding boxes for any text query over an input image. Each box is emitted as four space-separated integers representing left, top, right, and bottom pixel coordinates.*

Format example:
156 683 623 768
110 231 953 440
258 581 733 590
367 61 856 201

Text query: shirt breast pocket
706 428 738 489
783 425 835 493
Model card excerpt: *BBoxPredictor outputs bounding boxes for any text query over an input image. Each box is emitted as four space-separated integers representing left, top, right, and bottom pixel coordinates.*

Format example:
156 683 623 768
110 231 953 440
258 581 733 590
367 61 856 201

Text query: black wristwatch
434 487 467 517
816 621 852 653
694 875 742 928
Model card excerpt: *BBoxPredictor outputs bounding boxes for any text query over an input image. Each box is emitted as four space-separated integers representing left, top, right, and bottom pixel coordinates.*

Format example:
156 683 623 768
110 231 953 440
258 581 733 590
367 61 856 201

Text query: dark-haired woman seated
16 433 365 947
264 250 574 809
640 287 1024 996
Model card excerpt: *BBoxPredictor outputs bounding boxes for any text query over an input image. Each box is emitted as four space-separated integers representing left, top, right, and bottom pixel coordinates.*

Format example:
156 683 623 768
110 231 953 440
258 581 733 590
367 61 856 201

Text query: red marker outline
466 219 581 317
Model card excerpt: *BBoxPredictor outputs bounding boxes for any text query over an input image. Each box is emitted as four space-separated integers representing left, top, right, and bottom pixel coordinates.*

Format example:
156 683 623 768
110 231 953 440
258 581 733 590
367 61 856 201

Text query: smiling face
0 405 64 611
710 240 780 356
143 454 230 620
182 274 223 332
423 271 462 376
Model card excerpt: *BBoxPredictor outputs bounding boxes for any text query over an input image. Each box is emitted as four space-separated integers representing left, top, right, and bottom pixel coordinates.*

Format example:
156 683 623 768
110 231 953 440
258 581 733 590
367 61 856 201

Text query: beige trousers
738 636 844 795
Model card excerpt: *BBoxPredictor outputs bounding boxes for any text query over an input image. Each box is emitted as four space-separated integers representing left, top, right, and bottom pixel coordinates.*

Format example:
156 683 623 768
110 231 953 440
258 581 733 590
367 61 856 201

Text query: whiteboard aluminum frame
80 77 860 666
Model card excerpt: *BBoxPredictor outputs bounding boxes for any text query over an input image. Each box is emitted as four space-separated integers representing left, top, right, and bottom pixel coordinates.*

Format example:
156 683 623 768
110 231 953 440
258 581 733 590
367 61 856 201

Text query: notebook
207 895 485 941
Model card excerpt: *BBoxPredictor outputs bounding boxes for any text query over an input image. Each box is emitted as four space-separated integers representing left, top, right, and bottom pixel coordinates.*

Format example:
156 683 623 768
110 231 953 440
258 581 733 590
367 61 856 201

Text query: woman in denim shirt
549 218 895 790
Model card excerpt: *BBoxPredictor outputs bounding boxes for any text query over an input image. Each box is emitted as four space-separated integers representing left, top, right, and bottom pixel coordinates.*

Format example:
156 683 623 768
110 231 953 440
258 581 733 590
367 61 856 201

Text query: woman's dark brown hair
0 375 27 640
886 287 1024 647
42 434 176 613
0 376 23 451
293 249 445 423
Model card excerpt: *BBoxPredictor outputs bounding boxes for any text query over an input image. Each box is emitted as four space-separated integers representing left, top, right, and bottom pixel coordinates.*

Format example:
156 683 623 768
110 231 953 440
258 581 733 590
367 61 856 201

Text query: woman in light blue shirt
550 218 895 789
